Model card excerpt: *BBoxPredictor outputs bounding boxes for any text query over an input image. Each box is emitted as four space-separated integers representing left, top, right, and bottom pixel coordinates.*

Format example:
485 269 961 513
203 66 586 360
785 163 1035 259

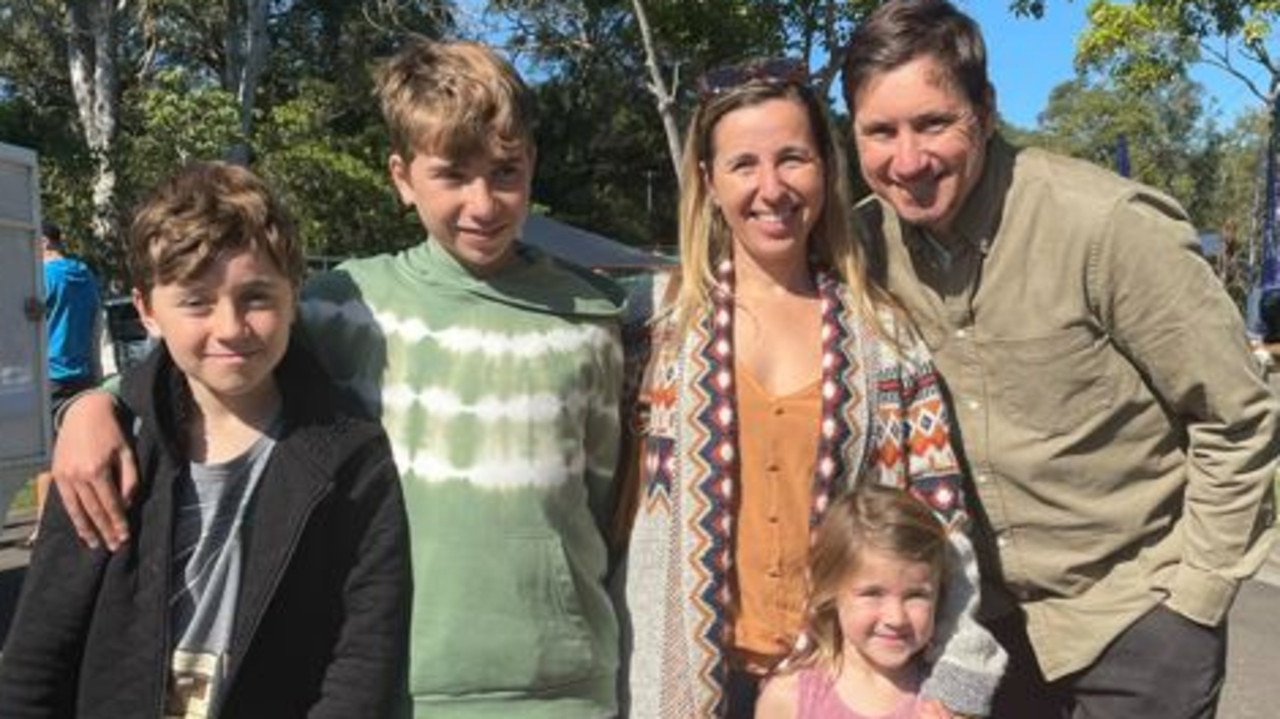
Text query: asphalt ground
0 505 1277 717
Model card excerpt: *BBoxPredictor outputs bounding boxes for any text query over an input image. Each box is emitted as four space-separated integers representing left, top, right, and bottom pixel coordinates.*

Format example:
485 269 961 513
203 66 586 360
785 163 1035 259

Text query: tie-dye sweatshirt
298 238 624 719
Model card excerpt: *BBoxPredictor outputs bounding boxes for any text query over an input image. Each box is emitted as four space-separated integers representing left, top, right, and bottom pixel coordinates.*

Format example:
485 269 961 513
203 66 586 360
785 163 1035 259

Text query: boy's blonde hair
128 161 302 298
375 38 535 162
795 486 947 670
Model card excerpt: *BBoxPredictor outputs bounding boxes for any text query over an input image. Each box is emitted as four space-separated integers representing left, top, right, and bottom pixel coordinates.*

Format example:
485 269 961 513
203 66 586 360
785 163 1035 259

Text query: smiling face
704 97 825 269
390 143 533 276
136 248 295 416
852 53 993 238
835 546 939 677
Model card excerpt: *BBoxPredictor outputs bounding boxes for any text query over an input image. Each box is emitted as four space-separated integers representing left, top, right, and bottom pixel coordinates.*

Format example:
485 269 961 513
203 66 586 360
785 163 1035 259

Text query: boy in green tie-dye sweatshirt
302 39 625 718
51 39 625 719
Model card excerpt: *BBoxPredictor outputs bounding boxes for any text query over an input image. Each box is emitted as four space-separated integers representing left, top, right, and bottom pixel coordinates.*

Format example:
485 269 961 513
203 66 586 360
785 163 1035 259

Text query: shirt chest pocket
983 326 1117 437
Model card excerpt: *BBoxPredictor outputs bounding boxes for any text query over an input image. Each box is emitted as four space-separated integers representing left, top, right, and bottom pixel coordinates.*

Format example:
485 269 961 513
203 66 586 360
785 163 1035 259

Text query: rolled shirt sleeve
1091 192 1279 625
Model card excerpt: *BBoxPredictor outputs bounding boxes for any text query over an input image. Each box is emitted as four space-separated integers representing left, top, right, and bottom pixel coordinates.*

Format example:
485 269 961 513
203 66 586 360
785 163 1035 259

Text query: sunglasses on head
697 57 810 101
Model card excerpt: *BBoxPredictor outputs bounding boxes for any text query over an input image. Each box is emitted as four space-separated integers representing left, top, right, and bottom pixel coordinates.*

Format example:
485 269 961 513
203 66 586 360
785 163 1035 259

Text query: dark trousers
725 667 761 719
989 604 1227 719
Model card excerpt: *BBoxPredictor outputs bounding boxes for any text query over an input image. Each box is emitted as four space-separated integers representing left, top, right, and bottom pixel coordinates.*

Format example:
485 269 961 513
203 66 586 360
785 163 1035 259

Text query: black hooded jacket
0 341 412 718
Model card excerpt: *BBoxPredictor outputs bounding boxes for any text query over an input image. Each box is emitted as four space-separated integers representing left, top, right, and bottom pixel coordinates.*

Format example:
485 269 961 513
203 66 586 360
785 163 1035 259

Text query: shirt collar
904 134 1016 262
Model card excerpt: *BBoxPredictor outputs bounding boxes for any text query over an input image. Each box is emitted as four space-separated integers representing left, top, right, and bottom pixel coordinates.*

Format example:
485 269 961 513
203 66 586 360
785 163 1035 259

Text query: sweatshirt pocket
411 535 599 696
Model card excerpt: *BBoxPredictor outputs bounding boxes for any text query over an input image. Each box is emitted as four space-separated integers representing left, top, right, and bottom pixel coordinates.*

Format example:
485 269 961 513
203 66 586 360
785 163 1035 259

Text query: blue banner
1116 133 1131 178
1262 121 1280 292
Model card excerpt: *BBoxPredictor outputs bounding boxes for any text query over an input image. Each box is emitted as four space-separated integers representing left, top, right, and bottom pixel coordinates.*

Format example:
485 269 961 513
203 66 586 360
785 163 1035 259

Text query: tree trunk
66 0 120 255
224 0 270 164
630 0 684 183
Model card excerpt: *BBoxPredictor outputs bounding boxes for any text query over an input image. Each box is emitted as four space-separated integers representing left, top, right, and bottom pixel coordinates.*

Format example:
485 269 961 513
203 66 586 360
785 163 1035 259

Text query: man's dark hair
41 221 63 245
842 0 992 116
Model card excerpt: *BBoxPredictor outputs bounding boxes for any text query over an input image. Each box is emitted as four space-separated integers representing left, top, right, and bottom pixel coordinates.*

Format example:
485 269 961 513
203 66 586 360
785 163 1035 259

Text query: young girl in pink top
756 487 952 719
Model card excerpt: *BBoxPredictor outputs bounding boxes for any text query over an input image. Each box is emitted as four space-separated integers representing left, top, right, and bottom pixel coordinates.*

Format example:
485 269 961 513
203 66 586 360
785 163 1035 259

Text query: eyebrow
238 276 288 289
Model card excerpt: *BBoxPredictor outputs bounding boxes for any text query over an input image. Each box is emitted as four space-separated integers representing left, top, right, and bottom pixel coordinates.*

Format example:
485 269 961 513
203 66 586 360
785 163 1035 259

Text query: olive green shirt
855 136 1279 680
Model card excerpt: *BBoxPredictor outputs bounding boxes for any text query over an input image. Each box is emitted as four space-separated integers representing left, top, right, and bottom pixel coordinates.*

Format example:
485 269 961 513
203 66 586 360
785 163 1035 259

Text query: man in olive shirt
844 1 1279 717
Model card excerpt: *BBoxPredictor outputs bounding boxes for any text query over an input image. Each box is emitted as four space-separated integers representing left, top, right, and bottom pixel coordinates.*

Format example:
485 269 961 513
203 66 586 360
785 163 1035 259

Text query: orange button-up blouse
729 368 821 671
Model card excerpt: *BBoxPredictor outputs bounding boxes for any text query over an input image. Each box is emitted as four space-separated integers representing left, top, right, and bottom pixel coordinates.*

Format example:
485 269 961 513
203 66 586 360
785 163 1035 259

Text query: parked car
102 296 154 374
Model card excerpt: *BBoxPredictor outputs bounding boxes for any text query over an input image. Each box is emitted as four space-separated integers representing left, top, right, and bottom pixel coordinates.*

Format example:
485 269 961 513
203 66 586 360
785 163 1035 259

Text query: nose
880 598 908 628
211 300 248 340
464 178 498 223
889 132 930 180
757 164 787 202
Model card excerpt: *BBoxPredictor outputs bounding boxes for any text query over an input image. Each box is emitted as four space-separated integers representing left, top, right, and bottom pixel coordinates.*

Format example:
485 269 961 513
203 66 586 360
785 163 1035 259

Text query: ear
132 288 161 338
388 153 416 206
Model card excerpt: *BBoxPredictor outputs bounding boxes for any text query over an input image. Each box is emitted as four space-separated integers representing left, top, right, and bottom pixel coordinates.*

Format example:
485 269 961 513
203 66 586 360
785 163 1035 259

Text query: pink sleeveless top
796 666 921 719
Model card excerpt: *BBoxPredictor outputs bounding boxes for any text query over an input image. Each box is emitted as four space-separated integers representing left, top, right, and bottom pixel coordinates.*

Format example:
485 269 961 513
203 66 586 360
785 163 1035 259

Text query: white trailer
0 143 49 517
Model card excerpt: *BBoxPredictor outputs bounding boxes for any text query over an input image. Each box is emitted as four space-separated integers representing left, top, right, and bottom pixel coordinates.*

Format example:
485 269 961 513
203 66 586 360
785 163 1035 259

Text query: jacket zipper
154 470 178 718
217 480 334 701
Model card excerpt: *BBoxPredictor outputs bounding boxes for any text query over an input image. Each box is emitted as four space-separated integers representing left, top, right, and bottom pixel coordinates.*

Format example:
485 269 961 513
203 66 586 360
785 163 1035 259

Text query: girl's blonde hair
794 486 947 670
672 67 892 332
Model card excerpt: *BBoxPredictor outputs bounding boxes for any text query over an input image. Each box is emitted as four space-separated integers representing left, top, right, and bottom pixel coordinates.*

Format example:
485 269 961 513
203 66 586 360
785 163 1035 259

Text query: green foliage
0 0 453 281
1076 1 1199 94
532 70 679 248
118 69 243 205
0 0 100 268
254 1 451 260
255 80 420 260
1210 108 1270 305
1076 1 1279 99
0 91 99 261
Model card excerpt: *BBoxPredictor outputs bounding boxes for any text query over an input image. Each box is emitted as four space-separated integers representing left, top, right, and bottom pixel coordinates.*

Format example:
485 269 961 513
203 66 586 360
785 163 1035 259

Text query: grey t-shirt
164 429 276 719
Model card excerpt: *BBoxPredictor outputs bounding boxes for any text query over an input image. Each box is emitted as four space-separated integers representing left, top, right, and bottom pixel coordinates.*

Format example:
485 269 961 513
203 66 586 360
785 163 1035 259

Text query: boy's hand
51 392 136 551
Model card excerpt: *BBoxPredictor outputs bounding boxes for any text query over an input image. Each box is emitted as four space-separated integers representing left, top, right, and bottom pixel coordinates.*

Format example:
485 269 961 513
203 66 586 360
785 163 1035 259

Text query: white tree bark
631 0 684 184
66 0 120 246
224 0 270 164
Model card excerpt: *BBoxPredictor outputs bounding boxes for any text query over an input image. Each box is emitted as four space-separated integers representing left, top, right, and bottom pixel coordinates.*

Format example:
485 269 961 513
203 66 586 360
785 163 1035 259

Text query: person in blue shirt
28 220 101 546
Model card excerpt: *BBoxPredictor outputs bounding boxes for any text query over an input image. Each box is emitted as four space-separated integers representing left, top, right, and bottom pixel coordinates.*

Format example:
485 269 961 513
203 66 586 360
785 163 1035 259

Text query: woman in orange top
618 58 1004 719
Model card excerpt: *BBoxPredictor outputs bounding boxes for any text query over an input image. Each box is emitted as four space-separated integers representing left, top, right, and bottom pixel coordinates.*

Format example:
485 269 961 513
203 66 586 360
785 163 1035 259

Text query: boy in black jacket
0 162 412 718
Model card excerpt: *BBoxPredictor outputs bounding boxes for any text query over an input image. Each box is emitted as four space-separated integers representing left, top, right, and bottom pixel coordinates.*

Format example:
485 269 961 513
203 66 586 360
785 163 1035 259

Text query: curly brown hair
128 161 301 299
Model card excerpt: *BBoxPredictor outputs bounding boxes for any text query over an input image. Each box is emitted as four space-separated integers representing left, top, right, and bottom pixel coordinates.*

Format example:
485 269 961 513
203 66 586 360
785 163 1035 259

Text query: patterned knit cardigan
620 273 1006 718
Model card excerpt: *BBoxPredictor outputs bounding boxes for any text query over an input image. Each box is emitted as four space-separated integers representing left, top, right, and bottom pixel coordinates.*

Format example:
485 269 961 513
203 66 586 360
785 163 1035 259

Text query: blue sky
968 1 1268 129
